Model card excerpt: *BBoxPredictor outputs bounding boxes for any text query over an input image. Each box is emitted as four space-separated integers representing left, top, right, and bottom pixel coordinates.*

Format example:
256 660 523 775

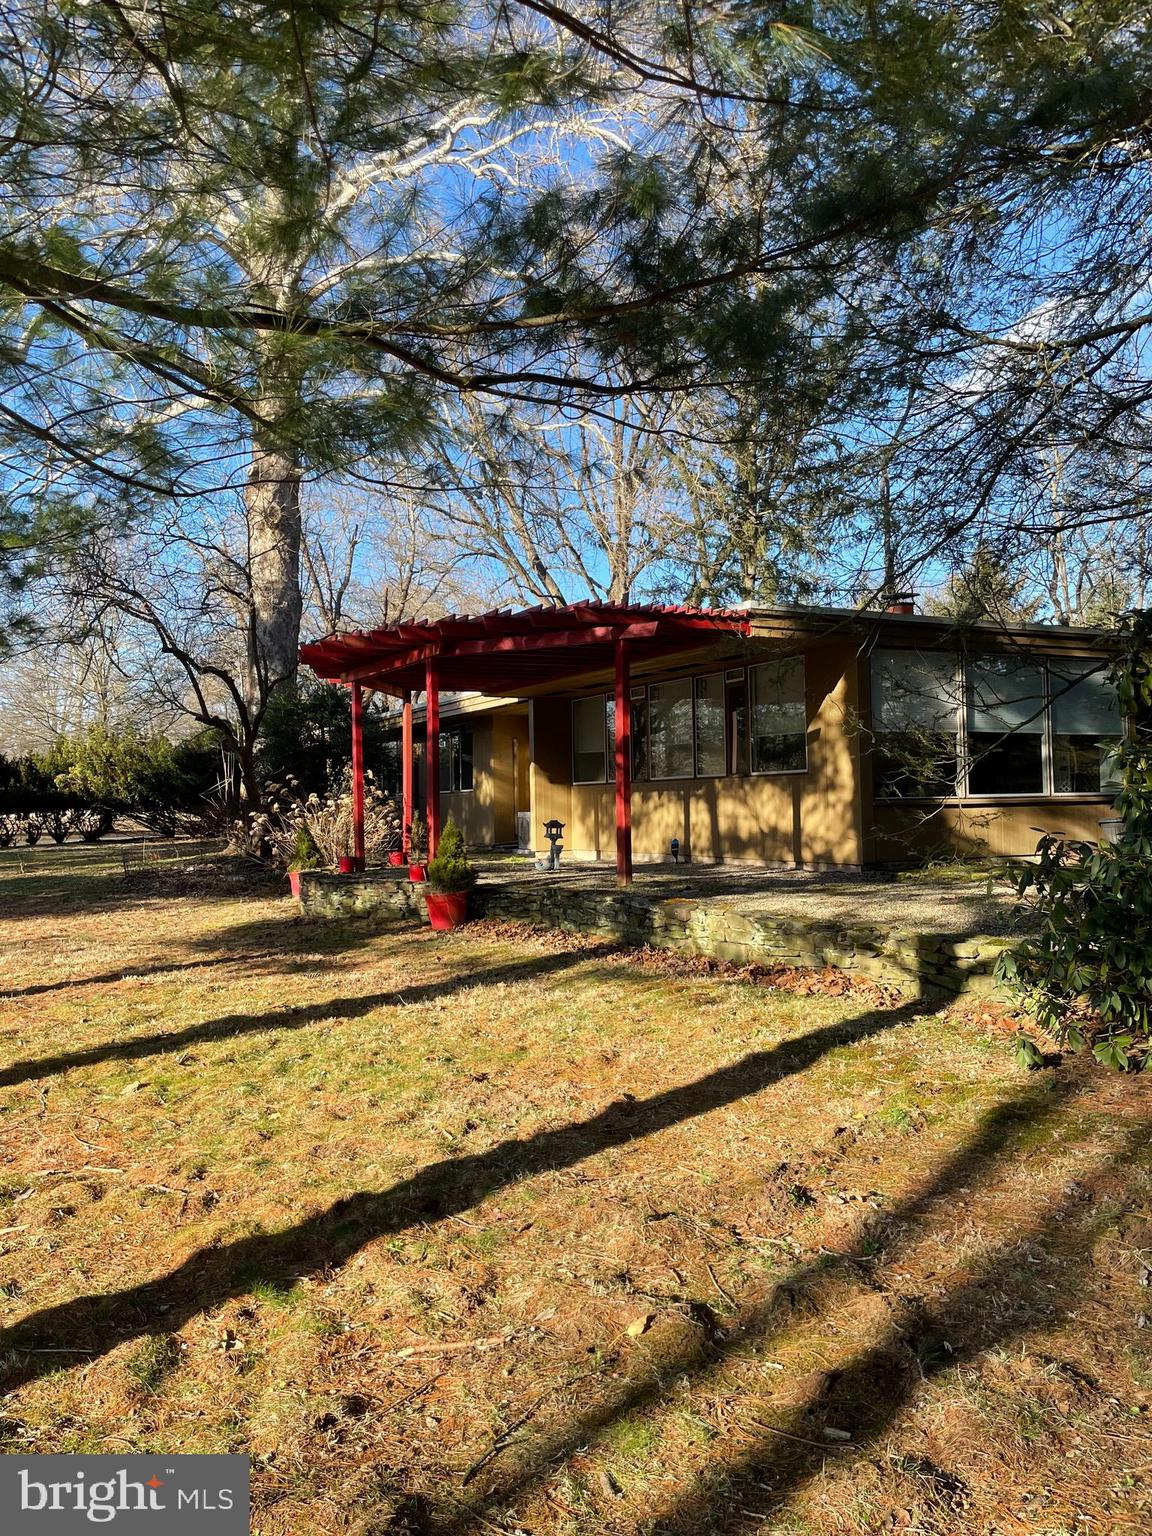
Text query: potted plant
423 817 476 930
288 823 324 898
407 811 428 882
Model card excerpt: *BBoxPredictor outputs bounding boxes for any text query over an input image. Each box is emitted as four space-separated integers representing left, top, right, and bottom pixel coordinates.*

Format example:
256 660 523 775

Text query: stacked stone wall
299 872 1013 1001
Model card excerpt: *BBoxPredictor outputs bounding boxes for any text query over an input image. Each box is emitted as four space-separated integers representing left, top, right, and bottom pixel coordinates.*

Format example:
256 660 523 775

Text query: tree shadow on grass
2 882 561 1001
0 949 287 1002
0 994 933 1392
645 1105 1152 1536
0 942 623 1090
432 1073 1090 1533
0 864 278 925
0 893 428 999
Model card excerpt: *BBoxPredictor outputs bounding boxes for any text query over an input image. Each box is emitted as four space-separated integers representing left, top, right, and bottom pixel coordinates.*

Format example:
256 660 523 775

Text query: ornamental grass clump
235 769 401 869
999 609 1152 1069
426 817 477 894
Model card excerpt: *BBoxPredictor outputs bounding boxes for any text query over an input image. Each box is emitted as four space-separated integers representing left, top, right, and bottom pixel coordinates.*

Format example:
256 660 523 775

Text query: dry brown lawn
1 844 1150 1535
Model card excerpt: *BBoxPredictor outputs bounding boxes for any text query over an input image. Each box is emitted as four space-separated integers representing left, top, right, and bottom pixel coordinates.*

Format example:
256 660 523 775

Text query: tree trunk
235 723 264 812
245 435 303 712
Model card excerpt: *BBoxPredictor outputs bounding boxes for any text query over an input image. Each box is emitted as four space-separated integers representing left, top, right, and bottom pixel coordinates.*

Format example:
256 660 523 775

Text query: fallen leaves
623 946 901 1003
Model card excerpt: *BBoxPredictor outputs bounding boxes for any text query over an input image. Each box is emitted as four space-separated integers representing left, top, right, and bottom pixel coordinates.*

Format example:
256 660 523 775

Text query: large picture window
571 661 809 783
871 648 1124 799
871 651 961 798
649 678 694 779
438 729 474 792
749 659 807 774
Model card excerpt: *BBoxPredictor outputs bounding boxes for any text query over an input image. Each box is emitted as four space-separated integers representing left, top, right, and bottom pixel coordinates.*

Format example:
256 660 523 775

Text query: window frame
870 649 963 800
1047 657 1125 796
871 648 1123 803
647 676 696 781
963 652 1049 799
438 727 475 793
747 657 809 778
693 671 727 779
630 685 649 783
724 668 750 777
571 694 611 785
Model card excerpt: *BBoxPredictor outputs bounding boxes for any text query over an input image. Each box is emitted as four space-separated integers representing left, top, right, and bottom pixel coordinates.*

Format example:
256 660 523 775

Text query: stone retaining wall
299 871 1015 1001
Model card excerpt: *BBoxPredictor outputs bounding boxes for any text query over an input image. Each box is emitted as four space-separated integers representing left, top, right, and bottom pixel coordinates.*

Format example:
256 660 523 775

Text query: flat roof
299 600 1116 697
742 603 1116 643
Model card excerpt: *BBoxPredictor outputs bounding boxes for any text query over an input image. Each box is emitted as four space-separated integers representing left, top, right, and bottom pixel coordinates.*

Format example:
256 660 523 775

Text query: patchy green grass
0 845 1150 1535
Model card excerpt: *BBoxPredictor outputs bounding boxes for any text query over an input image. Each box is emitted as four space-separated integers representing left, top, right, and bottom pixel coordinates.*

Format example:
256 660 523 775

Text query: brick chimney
886 592 917 615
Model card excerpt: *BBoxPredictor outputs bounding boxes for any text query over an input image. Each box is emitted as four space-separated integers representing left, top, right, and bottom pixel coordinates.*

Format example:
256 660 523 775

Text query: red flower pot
288 870 302 899
337 855 358 874
387 851 405 867
408 864 427 883
425 889 468 930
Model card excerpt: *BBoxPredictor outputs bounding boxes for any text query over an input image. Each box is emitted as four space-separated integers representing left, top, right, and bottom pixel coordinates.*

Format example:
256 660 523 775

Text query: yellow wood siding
870 799 1115 860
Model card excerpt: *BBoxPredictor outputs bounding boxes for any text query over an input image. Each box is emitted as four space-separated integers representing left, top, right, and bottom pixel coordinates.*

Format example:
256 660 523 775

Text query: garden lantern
542 818 565 871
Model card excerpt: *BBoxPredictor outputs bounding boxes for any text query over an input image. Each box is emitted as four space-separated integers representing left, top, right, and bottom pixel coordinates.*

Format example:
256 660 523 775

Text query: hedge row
0 805 114 847
0 726 223 840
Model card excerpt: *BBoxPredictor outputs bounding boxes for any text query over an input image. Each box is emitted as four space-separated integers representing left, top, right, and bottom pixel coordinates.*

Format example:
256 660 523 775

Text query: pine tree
0 0 616 708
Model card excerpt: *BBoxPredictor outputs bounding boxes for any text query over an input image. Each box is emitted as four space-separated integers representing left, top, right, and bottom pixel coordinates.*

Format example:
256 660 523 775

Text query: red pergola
299 601 751 883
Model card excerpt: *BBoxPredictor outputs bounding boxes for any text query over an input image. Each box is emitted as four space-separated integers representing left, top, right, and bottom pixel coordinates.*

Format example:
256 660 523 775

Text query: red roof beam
338 642 438 681
334 621 668 683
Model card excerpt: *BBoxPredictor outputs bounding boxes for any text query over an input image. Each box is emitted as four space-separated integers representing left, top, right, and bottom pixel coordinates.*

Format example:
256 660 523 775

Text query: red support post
401 690 413 858
614 638 633 886
350 681 366 871
425 655 441 860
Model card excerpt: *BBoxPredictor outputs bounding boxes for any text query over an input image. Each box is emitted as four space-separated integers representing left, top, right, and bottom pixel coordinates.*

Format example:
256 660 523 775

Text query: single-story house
299 600 1123 878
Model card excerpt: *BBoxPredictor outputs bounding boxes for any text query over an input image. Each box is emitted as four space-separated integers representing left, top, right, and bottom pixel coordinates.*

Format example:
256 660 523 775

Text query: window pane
871 650 960 797
874 732 960 798
605 696 616 783
726 678 748 775
966 655 1045 795
572 695 607 783
967 731 1044 794
966 656 1045 734
1050 661 1121 734
379 738 402 800
1050 660 1122 792
872 650 960 730
438 732 456 792
632 694 650 782
649 678 694 778
694 674 726 776
750 658 807 773
458 731 474 791
1052 735 1122 794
